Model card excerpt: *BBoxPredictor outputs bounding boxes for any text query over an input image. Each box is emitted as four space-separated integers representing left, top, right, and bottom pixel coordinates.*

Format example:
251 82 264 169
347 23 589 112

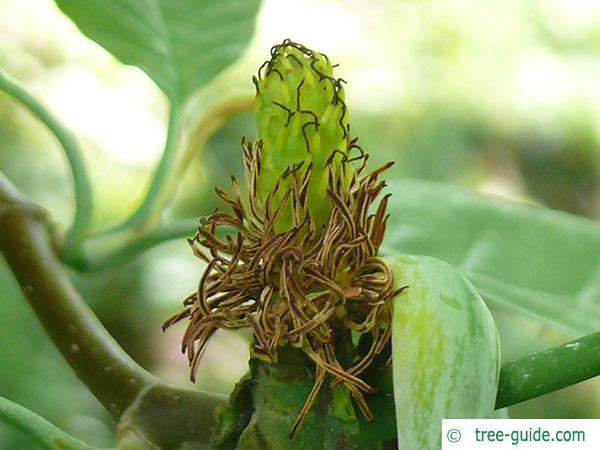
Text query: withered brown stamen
290 365 326 436
164 120 398 437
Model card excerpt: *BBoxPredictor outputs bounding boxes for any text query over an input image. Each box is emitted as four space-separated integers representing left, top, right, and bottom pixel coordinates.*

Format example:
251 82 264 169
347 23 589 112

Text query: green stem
0 173 157 419
69 218 199 272
170 93 253 198
496 330 600 408
1 172 227 448
117 384 226 449
109 93 252 232
117 104 183 230
0 67 93 242
0 395 111 450
61 93 253 272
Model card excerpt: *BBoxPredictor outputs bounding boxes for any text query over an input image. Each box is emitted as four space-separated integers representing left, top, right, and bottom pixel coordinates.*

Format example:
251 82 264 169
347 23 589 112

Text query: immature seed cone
163 40 402 436
254 40 349 231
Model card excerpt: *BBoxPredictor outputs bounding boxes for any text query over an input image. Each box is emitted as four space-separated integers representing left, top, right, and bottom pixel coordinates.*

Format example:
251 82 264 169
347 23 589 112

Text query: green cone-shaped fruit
254 40 350 231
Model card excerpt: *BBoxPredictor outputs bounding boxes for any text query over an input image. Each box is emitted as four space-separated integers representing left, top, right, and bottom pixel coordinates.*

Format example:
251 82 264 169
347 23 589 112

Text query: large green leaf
382 179 600 336
54 0 261 102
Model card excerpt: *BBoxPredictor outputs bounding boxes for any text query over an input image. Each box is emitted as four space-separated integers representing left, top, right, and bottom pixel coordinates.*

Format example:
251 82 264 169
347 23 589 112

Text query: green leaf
54 0 261 103
390 255 500 449
382 179 600 336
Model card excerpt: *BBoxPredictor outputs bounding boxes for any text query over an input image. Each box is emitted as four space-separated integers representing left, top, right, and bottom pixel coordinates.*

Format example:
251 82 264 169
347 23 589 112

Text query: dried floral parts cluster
164 40 401 435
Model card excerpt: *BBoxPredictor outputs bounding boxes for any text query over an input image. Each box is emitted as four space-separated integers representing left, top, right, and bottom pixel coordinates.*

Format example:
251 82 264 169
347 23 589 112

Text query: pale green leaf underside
391 255 499 450
54 0 261 102
382 179 600 336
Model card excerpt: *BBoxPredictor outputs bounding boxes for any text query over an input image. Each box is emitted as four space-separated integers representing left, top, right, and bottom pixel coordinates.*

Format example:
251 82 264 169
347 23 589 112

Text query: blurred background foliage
1 0 600 448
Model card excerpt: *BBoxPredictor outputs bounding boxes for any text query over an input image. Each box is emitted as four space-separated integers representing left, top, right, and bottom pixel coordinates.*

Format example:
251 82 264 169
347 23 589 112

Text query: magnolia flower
164 40 400 435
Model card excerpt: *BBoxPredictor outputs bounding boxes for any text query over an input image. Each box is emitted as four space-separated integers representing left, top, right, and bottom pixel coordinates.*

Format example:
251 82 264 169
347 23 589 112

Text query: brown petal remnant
163 142 402 435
